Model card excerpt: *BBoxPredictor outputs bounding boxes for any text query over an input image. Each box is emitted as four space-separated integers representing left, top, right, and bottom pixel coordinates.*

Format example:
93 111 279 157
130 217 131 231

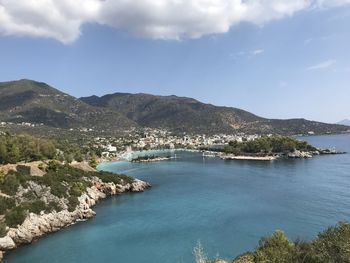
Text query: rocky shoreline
220 148 346 161
131 156 173 163
0 177 150 261
221 155 277 161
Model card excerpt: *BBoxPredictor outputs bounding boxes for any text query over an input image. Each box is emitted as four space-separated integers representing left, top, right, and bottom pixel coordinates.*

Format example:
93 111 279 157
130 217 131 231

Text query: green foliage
46 160 61 172
22 200 47 214
5 205 27 227
131 155 171 162
69 182 89 197
0 150 134 231
46 201 62 212
55 140 87 163
225 136 317 156
0 221 7 237
38 162 45 171
0 133 56 164
0 172 21 195
67 196 79 212
254 230 295 263
0 196 15 215
311 222 350 263
16 165 31 176
230 222 350 263
95 171 134 185
89 152 98 168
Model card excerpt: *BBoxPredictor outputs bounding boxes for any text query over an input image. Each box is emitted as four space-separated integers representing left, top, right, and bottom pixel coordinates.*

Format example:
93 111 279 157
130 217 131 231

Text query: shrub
47 201 62 213
311 222 350 263
67 196 79 212
95 171 134 185
254 230 295 262
5 206 27 227
0 221 7 237
69 182 87 197
38 162 45 171
16 165 31 176
0 196 15 215
23 200 47 214
46 160 61 172
229 222 350 263
0 173 20 195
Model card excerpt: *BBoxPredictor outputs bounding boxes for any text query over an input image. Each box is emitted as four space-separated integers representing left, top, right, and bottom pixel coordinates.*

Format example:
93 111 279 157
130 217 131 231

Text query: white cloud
0 0 101 43
230 48 264 59
252 49 264 55
306 59 337 71
0 0 350 43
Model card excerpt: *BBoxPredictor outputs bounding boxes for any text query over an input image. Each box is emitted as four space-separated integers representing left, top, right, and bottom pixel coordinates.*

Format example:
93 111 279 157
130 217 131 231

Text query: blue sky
0 1 349 123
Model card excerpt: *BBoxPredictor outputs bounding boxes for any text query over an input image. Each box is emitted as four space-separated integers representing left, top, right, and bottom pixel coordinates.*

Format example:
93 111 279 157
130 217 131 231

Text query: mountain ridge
80 91 349 135
337 119 350 126
1 79 349 135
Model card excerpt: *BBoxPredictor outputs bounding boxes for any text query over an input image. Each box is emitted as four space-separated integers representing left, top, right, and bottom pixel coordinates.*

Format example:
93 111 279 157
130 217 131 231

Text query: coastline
131 156 173 163
0 176 150 261
221 155 277 161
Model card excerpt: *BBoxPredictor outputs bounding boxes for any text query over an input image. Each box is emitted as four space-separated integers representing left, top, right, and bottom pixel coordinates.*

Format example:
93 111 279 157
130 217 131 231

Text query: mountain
337 119 350 126
80 92 349 135
80 93 263 134
0 79 348 135
0 79 135 129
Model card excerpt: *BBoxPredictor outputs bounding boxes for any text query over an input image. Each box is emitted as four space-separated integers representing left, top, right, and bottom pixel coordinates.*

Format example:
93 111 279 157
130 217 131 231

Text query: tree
89 152 98 168
311 222 350 263
6 143 20 164
254 230 295 263
0 140 7 164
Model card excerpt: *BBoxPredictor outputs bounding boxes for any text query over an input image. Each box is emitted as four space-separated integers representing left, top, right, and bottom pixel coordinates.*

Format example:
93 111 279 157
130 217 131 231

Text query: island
131 155 172 163
217 135 345 161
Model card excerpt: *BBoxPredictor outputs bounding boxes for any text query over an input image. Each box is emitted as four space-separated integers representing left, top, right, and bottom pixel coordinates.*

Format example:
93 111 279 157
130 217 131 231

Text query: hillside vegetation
0 133 96 165
0 133 56 164
223 135 317 156
0 133 136 238
0 79 135 130
203 222 350 263
0 79 348 135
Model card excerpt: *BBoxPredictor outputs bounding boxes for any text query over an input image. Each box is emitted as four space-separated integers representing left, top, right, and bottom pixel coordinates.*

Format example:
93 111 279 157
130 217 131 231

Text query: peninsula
0 134 150 261
131 155 172 163
217 135 345 161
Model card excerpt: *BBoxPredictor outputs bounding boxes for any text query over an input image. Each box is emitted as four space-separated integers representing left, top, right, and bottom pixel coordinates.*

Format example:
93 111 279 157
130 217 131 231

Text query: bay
5 134 350 262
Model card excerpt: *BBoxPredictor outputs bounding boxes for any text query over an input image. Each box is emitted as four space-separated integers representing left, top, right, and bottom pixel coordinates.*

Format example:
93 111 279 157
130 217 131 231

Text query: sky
0 0 349 123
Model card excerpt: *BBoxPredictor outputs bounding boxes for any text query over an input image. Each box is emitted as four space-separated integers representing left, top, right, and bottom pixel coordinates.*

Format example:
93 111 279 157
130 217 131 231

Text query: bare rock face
0 236 16 250
0 178 150 261
7 210 94 244
287 150 313 158
131 179 151 192
17 182 67 210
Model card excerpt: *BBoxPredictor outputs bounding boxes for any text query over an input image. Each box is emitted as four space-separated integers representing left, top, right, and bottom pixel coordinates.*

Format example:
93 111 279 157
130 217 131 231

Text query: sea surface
5 134 350 263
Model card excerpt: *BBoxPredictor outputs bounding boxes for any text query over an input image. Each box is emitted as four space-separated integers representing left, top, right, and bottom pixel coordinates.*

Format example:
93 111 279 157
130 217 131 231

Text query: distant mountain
337 119 350 126
0 79 348 135
0 79 135 129
80 92 349 135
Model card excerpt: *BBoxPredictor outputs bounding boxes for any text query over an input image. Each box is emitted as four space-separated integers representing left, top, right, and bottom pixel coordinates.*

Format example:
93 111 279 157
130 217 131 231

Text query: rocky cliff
0 177 150 261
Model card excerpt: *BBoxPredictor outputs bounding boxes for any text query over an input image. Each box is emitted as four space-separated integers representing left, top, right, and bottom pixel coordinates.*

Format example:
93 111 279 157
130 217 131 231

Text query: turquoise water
5 134 350 262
